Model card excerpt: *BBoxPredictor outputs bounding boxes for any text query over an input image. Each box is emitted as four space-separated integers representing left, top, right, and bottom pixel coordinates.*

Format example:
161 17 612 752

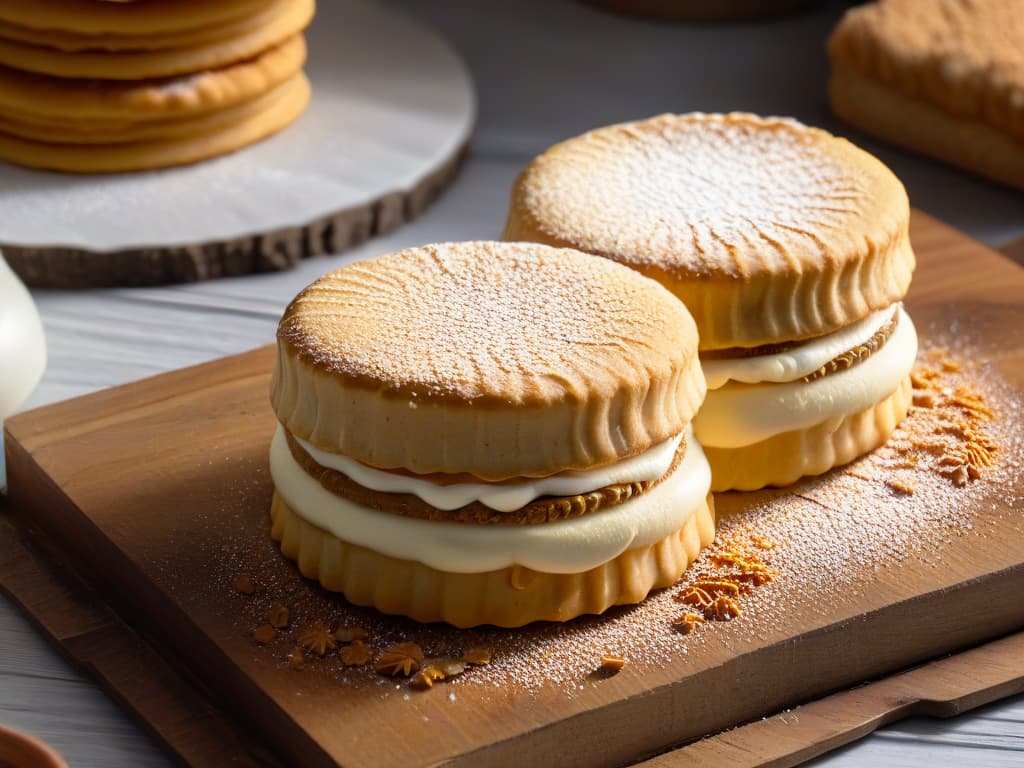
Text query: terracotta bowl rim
0 723 68 768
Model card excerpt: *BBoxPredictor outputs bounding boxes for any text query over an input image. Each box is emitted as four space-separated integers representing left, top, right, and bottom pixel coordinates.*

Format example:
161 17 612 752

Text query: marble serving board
0 0 475 288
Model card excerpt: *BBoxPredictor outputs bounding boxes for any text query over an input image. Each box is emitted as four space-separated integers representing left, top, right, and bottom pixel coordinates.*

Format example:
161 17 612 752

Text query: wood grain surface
3 211 1023 767
643 632 1024 767
0 506 274 768
2 493 1022 768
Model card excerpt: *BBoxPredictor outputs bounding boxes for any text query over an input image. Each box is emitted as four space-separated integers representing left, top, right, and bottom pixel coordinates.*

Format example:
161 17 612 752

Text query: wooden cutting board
4 211 1023 768
2 501 1023 768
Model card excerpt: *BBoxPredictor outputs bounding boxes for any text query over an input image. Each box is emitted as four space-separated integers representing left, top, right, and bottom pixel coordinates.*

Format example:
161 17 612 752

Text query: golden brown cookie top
829 0 1024 141
279 240 697 404
505 113 915 349
272 241 706 479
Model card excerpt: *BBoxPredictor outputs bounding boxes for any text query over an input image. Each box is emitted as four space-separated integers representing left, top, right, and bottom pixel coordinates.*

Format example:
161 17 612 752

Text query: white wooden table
2 1 1021 765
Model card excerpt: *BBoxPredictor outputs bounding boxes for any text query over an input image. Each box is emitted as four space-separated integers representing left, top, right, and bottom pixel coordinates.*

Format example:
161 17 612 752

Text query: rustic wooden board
2 493 1023 768
3 211 1023 767
646 632 1024 767
0 504 275 768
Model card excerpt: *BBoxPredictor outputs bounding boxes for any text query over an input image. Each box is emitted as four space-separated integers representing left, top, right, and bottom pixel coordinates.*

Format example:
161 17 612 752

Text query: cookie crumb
707 595 741 621
462 648 492 666
599 654 626 672
269 604 290 629
411 666 446 690
334 626 367 643
376 643 424 677
298 624 337 656
253 624 278 645
672 613 705 634
340 640 372 667
888 479 916 496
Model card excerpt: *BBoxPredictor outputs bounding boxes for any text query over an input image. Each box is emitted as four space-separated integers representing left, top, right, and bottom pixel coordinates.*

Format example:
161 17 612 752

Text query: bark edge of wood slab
1 141 468 289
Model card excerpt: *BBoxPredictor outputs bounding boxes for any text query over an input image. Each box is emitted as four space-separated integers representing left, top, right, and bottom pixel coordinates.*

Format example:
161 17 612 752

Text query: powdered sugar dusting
515 113 905 279
207 331 1021 699
279 241 696 403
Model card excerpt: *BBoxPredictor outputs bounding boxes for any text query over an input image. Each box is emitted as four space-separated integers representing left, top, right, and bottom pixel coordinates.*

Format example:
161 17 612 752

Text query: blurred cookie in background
0 0 314 172
829 0 1024 192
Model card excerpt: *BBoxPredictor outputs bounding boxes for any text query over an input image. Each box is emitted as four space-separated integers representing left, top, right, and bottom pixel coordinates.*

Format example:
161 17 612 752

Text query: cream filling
701 305 899 390
269 425 711 574
694 307 917 449
294 430 683 513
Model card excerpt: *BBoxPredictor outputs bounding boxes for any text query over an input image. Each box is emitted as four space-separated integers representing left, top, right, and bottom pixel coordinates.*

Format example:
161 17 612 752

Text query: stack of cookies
0 0 314 172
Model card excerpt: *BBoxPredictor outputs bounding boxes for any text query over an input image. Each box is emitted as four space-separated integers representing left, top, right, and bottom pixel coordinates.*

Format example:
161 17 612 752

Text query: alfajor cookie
504 113 919 491
269 241 714 628
828 0 1024 192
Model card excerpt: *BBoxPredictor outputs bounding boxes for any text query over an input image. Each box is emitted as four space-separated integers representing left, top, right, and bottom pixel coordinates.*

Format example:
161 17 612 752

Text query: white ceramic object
0 0 475 253
0 254 45 420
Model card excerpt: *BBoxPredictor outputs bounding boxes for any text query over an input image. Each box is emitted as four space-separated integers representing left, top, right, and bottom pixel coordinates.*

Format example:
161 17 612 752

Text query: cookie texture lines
829 0 1024 143
269 489 716 628
505 112 915 348
507 113 908 282
271 242 706 479
277 241 697 405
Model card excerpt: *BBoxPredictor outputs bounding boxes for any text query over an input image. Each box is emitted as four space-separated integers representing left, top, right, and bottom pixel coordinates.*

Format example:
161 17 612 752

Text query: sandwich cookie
269 241 713 627
504 112 918 491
